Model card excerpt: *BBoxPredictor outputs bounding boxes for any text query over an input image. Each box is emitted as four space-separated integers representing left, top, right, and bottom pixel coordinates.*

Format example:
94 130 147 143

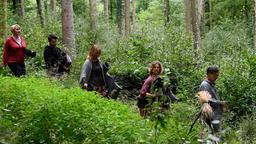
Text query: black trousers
8 63 26 77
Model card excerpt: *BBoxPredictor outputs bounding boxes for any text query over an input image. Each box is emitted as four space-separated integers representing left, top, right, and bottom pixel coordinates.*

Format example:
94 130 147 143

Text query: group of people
0 24 71 77
1 24 227 142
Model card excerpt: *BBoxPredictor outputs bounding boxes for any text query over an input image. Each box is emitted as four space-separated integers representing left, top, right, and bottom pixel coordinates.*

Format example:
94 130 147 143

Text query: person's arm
79 60 92 88
43 48 50 69
140 77 153 97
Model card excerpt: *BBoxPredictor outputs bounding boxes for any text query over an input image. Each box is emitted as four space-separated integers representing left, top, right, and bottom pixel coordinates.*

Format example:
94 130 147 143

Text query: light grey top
199 79 219 100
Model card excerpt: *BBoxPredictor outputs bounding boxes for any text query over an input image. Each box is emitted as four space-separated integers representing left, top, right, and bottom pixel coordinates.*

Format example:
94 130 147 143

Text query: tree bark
50 0 56 18
205 0 212 31
164 0 170 27
89 0 97 33
0 0 8 44
254 0 256 49
36 0 45 26
61 0 75 56
191 0 201 65
184 0 192 32
20 0 25 18
103 0 109 25
117 0 122 34
125 0 130 36
132 0 136 32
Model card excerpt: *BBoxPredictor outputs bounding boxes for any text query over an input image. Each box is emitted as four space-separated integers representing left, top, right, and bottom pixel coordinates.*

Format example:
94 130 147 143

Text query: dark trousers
8 63 26 77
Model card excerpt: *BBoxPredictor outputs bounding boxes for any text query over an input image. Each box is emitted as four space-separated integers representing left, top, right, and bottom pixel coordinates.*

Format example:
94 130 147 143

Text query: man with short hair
44 34 70 77
198 66 227 142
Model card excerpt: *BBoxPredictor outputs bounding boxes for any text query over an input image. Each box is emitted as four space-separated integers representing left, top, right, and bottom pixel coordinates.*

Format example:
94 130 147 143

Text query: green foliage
0 76 152 143
238 114 256 143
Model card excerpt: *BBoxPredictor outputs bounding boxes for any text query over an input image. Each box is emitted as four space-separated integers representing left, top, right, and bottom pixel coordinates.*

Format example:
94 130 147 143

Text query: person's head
88 44 101 61
11 24 21 36
148 61 163 76
48 34 58 47
206 66 219 82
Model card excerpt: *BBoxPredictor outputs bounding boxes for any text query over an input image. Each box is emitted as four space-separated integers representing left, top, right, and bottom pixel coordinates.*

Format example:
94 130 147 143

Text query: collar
205 79 215 86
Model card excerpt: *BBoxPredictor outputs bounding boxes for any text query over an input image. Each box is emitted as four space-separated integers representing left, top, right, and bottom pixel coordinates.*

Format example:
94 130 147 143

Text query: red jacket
2 36 27 65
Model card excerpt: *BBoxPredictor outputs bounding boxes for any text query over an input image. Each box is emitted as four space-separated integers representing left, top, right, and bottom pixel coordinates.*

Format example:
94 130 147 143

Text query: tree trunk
61 0 75 56
50 0 56 18
89 0 97 33
103 0 109 25
117 0 122 34
36 0 45 26
254 0 256 49
191 0 201 64
205 0 212 31
125 0 130 36
20 0 25 18
164 0 170 27
198 0 204 36
0 0 8 44
109 0 113 20
11 0 17 14
184 0 192 32
132 0 136 32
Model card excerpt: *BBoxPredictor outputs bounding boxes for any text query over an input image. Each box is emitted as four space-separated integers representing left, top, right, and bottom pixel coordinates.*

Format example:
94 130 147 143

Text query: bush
238 114 256 143
0 76 152 143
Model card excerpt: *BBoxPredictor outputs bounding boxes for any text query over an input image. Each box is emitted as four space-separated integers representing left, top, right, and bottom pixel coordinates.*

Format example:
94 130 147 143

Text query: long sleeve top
199 79 219 100
140 76 156 97
2 36 26 65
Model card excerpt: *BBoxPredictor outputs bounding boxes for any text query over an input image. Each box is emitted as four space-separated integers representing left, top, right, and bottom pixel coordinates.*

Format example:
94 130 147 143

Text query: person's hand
31 51 36 57
83 83 88 89
146 93 156 97
63 65 69 71
0 63 4 68
220 101 227 112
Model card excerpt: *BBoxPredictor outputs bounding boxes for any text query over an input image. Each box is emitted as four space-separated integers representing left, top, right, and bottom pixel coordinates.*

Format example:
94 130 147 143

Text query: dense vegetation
1 0 256 143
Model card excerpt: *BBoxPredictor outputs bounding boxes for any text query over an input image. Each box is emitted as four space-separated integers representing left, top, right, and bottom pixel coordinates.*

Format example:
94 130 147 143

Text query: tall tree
61 0 75 56
36 0 45 26
184 0 192 32
191 0 201 64
117 0 122 34
164 0 170 27
125 0 130 35
254 0 256 49
11 0 24 19
204 0 212 31
103 0 109 25
89 0 97 33
20 0 25 18
0 0 8 44
132 0 136 32
197 0 204 35
50 0 56 18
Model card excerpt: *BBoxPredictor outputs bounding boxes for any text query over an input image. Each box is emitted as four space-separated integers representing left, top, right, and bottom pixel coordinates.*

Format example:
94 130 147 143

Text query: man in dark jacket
44 34 69 77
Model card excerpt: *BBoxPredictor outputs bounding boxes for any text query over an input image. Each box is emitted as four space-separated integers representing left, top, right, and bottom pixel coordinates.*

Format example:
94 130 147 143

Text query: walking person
1 24 36 77
44 34 71 77
197 66 227 143
137 61 164 117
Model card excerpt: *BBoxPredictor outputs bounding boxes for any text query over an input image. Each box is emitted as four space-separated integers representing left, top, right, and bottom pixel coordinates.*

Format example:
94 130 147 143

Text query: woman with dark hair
1 24 36 77
79 44 107 96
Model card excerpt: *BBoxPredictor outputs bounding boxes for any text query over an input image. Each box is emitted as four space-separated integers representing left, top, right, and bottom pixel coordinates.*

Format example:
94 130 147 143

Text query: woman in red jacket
1 24 36 77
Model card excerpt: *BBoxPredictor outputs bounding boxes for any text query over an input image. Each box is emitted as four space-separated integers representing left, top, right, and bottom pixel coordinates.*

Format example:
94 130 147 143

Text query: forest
0 0 256 143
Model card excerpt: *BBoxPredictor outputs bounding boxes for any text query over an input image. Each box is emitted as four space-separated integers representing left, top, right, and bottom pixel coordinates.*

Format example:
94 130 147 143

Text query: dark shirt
44 45 65 72
88 61 105 87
